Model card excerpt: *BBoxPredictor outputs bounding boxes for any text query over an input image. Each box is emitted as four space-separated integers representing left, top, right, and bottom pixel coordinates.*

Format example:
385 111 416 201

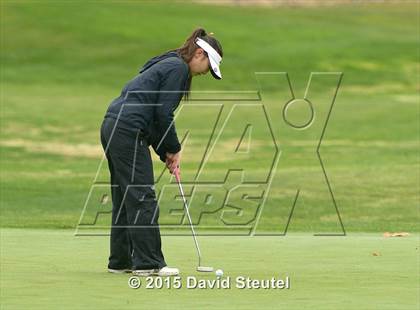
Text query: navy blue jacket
105 51 189 161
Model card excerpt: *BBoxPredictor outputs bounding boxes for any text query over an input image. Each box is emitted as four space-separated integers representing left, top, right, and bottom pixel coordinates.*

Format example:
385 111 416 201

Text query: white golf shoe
132 269 156 277
132 266 179 276
154 266 180 276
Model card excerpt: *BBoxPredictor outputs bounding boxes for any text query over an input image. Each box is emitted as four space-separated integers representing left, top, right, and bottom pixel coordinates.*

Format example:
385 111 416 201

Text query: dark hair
174 28 223 100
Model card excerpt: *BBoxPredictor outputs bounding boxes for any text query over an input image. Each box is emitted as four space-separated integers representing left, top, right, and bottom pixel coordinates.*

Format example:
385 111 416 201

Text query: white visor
195 37 222 80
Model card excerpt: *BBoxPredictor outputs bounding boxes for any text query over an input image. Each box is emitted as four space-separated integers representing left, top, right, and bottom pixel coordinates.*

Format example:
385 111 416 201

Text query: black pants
100 117 166 270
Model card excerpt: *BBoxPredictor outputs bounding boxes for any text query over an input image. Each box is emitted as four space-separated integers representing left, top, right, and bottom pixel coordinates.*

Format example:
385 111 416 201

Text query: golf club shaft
175 172 202 266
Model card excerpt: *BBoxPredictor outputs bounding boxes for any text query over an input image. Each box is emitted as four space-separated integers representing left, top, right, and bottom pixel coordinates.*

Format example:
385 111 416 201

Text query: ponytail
174 28 223 100
177 28 207 62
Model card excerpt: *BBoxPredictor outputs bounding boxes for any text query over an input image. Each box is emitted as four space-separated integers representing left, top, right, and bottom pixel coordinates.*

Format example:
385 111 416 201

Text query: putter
174 167 214 272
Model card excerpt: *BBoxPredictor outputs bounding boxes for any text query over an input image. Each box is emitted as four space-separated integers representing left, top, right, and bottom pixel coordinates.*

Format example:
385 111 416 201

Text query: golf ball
215 269 223 277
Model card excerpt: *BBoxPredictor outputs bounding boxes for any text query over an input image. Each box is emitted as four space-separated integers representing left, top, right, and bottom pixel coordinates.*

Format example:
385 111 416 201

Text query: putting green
1 229 418 309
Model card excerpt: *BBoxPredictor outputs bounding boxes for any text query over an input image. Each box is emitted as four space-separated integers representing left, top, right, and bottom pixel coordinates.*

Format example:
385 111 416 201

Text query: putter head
197 266 214 272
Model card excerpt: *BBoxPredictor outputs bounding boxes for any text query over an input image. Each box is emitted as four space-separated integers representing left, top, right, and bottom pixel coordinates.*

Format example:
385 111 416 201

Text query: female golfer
100 28 223 276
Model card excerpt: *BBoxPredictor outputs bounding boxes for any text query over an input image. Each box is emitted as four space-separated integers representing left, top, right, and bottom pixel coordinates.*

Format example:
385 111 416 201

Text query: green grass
0 1 419 232
0 229 419 310
0 2 419 308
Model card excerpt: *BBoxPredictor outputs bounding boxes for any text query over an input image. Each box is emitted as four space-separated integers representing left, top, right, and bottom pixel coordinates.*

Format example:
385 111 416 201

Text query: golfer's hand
166 152 180 174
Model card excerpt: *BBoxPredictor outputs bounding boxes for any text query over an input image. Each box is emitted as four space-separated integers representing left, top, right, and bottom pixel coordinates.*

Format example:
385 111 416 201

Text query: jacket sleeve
154 63 187 154
148 120 167 163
